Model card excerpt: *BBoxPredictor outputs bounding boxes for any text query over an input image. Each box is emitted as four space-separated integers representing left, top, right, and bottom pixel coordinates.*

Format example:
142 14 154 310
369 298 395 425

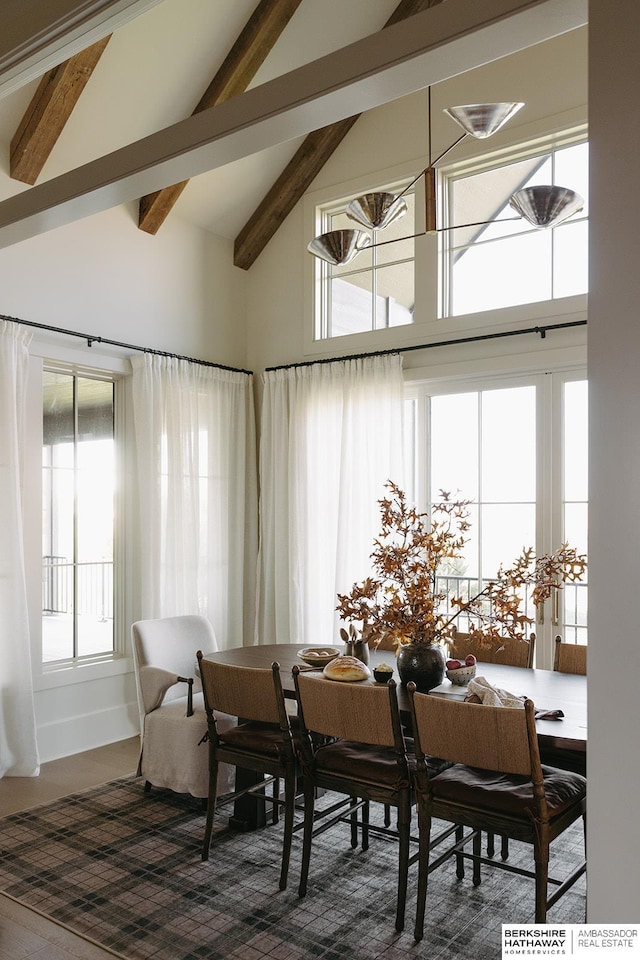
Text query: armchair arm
139 666 195 716
177 676 194 717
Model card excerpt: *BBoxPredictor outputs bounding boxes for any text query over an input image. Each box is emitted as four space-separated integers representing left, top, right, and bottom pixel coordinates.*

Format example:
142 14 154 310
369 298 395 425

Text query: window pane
375 192 415 266
553 219 588 298
555 141 589 217
564 380 588 502
482 386 536 501
564 502 588 556
450 155 551 245
330 274 373 336
329 208 372 274
430 392 478 500
42 373 74 661
76 378 114 658
403 397 417 504
481 503 536 579
452 229 552 315
42 372 114 663
374 261 414 329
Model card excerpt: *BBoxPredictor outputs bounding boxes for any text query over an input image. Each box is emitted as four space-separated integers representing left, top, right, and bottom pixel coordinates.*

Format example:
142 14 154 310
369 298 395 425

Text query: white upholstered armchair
131 615 236 799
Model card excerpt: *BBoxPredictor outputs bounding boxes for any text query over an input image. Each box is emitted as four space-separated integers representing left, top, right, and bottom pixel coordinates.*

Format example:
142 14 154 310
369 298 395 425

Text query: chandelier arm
369 215 522 250
429 132 467 168
396 168 428 201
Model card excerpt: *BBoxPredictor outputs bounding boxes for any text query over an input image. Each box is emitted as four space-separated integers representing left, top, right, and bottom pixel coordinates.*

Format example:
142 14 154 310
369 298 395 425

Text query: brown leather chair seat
431 763 586 818
219 720 296 758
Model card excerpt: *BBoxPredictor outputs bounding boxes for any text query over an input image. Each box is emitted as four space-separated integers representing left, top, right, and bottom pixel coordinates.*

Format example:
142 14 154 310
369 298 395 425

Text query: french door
404 370 588 668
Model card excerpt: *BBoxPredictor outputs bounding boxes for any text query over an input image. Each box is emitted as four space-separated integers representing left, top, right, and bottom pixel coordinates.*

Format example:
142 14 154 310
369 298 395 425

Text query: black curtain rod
1 313 253 376
265 320 587 372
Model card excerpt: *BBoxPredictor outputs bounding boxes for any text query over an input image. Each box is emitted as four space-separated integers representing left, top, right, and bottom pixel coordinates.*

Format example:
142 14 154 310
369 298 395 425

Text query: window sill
34 656 133 691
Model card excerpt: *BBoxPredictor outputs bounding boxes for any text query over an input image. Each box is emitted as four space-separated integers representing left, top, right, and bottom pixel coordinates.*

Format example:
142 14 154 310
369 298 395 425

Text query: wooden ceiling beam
233 0 444 270
138 0 303 235
10 35 111 185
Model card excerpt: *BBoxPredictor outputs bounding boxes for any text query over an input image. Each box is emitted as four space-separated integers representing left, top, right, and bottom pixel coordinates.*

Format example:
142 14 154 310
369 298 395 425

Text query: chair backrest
294 672 402 748
448 630 535 669
553 637 587 675
132 615 217 715
409 689 538 778
198 656 287 728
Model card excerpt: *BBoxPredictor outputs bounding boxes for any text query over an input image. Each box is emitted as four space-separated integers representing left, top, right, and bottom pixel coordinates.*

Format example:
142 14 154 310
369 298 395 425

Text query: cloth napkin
464 676 565 719
464 675 524 708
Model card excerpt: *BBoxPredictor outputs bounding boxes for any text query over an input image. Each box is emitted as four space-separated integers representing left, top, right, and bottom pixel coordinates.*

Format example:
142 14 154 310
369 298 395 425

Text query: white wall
0 203 247 367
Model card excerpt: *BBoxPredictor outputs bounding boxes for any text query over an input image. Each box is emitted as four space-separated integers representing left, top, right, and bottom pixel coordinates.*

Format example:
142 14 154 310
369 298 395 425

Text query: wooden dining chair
537 637 587 776
448 628 535 860
197 653 298 890
553 636 587 675
407 686 586 942
292 666 455 933
447 629 535 669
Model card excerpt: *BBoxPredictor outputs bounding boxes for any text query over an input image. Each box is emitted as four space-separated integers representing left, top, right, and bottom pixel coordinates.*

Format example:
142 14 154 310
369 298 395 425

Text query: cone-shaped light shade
347 192 407 230
509 185 584 228
444 102 524 139
307 229 372 266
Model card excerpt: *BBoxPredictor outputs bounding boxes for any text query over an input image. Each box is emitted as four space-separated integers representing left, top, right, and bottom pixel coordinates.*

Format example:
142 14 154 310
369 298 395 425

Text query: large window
405 371 588 665
443 137 589 317
42 370 115 663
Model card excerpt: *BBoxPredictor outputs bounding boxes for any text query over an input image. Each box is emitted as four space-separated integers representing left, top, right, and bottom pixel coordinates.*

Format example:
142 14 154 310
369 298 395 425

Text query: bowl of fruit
445 654 477 685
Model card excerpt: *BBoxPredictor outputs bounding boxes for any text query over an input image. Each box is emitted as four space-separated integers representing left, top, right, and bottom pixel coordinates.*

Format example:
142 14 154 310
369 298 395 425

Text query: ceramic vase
396 641 446 691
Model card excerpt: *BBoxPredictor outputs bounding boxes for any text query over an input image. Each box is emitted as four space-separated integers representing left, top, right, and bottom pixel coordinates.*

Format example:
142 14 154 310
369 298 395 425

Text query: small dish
445 664 477 686
373 665 394 683
297 647 341 668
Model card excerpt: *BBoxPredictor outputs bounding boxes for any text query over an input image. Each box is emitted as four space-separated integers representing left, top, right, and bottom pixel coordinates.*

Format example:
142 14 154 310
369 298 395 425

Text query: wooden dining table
203 642 587 830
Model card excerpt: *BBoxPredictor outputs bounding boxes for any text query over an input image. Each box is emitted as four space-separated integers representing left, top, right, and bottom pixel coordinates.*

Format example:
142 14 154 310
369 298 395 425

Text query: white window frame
25 339 133 691
304 113 588 360
313 175 419 342
438 123 589 321
404 349 587 669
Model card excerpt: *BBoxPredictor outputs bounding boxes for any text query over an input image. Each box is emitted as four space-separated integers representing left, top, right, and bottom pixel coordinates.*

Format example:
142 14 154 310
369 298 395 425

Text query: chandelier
307 93 584 266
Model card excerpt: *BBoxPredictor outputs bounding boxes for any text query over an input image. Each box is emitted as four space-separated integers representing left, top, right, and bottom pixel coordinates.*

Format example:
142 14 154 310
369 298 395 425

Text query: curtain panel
131 355 257 649
0 320 39 778
257 354 405 647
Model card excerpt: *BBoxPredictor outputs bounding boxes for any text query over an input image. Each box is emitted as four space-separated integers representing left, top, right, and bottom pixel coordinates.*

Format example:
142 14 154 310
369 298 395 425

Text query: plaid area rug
0 776 585 960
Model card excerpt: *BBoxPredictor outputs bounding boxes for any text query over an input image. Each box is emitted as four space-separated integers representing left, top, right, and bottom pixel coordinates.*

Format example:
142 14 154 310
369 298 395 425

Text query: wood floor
0 737 140 960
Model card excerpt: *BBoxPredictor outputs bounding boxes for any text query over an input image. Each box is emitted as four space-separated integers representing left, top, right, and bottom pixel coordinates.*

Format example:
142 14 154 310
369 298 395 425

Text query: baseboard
36 702 139 763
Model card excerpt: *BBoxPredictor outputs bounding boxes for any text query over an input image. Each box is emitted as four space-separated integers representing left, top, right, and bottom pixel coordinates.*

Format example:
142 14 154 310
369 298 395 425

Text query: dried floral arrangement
336 481 587 650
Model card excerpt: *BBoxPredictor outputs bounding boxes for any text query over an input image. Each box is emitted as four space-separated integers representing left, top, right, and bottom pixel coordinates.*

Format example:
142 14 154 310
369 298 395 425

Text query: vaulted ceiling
0 0 587 264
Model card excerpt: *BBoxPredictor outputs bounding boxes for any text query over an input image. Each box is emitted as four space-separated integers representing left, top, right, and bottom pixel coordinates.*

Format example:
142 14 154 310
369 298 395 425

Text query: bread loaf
322 656 371 682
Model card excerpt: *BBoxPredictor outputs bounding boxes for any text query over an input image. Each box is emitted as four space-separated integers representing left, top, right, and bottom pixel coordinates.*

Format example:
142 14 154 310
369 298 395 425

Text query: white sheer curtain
0 321 39 778
257 354 405 646
131 355 257 648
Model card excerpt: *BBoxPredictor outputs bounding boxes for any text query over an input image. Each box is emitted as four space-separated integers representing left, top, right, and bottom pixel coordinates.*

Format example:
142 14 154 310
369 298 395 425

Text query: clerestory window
311 130 588 342
441 135 589 317
313 181 417 340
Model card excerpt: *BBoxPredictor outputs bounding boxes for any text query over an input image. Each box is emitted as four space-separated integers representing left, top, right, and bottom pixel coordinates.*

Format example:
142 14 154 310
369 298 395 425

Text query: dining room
0 0 639 952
